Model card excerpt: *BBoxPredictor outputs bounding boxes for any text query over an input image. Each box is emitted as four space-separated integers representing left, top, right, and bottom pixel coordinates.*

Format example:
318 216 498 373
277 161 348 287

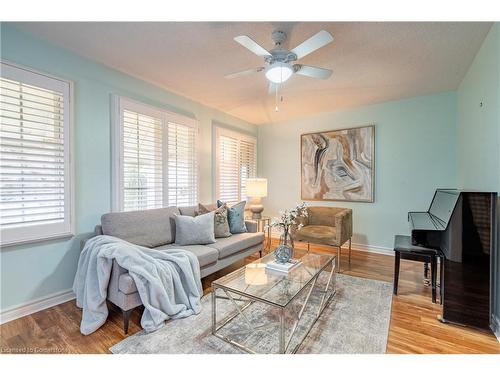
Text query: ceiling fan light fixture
265 62 293 84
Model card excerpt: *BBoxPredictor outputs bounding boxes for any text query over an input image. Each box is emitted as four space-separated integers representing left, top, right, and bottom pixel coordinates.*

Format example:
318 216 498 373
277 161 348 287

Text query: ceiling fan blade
295 65 333 79
291 30 333 60
234 35 272 57
225 67 264 79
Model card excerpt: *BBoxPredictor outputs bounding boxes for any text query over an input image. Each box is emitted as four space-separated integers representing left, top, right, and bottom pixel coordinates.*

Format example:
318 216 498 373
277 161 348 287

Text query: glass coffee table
211 251 336 354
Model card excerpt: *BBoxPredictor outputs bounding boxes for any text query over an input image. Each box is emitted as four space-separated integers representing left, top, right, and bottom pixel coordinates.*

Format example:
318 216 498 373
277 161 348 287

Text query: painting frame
300 124 375 203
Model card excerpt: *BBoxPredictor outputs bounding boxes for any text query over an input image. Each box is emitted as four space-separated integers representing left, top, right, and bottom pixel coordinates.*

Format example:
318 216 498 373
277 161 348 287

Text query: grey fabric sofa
93 204 264 333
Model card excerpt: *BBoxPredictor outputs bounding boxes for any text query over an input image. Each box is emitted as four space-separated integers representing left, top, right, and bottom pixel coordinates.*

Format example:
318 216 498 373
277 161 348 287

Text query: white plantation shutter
0 62 73 246
167 120 198 206
112 97 199 211
122 109 163 211
215 127 257 203
217 133 239 202
239 137 257 199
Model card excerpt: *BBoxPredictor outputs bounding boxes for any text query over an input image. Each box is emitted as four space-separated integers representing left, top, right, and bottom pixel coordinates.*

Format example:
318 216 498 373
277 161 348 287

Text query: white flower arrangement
267 202 308 234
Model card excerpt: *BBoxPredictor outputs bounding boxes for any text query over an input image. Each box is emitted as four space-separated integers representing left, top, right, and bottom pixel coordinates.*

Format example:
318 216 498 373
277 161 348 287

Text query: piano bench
393 235 443 304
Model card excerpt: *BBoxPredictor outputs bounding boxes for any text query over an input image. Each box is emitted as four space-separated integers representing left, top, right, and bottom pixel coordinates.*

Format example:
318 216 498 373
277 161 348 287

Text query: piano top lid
428 189 460 226
409 212 447 231
408 189 496 232
409 189 460 231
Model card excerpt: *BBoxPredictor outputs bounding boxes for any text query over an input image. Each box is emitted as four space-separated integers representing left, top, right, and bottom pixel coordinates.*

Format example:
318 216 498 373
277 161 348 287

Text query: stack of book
265 258 301 273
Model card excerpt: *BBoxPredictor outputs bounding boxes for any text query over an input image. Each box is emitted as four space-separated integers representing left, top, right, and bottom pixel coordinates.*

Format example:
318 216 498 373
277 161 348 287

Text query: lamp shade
246 178 267 198
245 263 268 286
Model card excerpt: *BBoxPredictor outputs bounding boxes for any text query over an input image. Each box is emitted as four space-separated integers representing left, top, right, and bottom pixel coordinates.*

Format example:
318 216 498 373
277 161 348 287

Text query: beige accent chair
292 206 353 272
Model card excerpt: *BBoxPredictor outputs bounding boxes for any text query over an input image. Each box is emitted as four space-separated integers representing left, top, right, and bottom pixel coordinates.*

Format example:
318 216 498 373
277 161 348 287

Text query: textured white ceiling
13 22 491 124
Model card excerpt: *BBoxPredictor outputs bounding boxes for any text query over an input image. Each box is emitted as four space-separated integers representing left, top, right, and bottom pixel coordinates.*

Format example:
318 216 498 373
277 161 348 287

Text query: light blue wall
457 23 500 191
0 24 257 311
259 92 458 249
457 23 499 191
1 22 496 315
456 23 500 335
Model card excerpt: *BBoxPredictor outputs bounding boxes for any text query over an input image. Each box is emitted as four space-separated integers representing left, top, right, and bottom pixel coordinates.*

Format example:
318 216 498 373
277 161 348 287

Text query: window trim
0 60 75 247
213 125 257 203
111 95 199 211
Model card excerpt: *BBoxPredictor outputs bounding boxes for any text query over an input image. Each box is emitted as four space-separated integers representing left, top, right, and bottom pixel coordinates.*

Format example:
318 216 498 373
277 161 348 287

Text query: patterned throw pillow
198 203 231 238
217 200 247 234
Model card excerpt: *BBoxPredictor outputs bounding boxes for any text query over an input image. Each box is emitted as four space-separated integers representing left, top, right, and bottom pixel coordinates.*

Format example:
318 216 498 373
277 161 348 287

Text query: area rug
110 274 393 354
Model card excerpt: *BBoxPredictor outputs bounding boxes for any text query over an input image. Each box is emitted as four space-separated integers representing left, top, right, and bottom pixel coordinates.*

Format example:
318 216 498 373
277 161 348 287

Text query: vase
274 229 294 264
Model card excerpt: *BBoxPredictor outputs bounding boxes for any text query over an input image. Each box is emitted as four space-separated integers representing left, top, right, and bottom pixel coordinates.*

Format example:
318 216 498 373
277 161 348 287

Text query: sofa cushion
156 244 219 268
178 203 216 217
101 207 179 248
207 232 264 259
117 244 219 295
178 205 197 217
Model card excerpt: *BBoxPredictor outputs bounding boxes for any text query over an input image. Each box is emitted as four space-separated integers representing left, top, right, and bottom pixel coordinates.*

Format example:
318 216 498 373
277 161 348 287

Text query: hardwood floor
1 240 499 354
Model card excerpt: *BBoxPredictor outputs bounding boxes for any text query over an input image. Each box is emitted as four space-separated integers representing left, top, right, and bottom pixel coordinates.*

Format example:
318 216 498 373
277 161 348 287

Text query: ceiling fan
225 29 334 93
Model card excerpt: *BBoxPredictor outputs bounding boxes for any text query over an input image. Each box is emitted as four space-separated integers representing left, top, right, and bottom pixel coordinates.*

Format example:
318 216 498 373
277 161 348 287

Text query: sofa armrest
80 225 102 250
112 259 128 276
335 209 353 246
245 220 259 233
108 259 128 294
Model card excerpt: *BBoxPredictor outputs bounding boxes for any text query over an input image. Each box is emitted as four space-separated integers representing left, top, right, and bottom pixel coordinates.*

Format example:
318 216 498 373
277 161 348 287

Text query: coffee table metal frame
211 254 336 354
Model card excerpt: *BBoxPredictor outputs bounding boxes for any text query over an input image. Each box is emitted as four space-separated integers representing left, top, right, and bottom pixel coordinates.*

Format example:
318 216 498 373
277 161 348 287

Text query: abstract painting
301 125 374 202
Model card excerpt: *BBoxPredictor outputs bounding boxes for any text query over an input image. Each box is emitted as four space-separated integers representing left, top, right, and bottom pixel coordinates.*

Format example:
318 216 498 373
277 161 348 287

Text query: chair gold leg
338 246 341 273
348 238 352 264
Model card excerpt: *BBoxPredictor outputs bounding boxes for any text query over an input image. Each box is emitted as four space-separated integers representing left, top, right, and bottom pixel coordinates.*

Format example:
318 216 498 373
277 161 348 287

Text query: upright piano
408 189 497 331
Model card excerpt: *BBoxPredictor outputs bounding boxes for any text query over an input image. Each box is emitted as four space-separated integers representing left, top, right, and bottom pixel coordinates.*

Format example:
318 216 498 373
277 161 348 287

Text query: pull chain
275 84 279 112
275 86 284 112
275 65 284 112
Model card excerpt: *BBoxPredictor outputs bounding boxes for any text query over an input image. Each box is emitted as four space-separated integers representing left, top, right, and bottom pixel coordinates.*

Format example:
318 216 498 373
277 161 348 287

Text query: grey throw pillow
198 203 231 238
174 212 216 246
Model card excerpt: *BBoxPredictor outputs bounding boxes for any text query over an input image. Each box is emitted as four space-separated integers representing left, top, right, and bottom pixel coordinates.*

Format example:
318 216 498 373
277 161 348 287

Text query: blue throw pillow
217 200 247 234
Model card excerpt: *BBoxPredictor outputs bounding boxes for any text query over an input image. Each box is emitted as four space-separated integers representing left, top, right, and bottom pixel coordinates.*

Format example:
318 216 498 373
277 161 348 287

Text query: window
112 96 198 211
167 120 198 207
215 126 257 202
0 61 73 246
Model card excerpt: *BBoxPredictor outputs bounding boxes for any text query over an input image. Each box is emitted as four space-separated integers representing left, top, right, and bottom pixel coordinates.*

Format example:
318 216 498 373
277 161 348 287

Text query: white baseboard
349 242 394 256
491 315 500 343
269 231 393 256
0 289 75 325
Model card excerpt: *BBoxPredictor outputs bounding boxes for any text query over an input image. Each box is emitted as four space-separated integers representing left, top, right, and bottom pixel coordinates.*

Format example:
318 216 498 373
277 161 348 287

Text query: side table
245 216 271 257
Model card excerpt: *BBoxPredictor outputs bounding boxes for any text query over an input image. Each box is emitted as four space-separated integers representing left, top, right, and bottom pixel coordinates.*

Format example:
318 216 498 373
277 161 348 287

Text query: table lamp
246 178 267 219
